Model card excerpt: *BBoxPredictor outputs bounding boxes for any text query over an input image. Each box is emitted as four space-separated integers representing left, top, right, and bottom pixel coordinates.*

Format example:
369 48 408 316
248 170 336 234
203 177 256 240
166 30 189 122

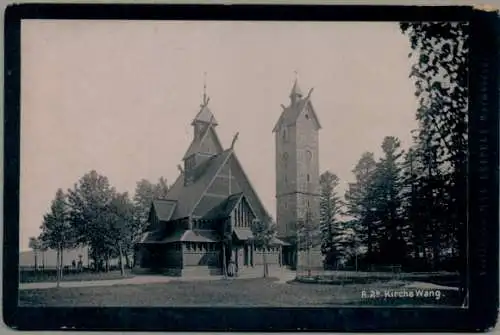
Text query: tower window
307 174 310 182
305 114 310 120
282 128 288 141
306 150 312 161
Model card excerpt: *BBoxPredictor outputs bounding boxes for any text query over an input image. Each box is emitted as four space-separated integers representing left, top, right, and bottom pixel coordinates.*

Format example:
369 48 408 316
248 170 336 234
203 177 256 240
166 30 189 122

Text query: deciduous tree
40 189 76 287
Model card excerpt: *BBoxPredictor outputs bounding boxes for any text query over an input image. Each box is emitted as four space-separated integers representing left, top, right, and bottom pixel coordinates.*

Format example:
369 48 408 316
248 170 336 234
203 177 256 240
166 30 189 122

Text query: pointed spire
290 71 303 103
202 71 208 106
192 72 218 126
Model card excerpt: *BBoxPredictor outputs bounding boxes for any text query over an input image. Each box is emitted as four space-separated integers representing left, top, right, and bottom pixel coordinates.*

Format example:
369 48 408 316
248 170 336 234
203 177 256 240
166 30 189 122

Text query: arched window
306 150 312 162
283 152 288 168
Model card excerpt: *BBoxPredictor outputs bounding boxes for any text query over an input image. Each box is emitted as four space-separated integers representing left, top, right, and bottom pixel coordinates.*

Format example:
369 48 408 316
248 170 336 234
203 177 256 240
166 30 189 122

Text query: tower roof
273 83 321 133
191 105 218 126
289 79 303 98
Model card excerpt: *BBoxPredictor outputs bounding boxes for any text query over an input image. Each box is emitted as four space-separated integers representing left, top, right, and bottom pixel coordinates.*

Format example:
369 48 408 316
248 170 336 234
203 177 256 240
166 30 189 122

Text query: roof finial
202 72 208 106
230 132 239 150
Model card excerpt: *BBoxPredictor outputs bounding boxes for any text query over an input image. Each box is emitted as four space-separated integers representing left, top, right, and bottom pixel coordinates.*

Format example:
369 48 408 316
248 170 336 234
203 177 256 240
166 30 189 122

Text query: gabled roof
229 153 272 221
138 229 220 244
164 149 234 220
273 83 322 132
151 199 177 221
192 105 218 125
182 125 223 160
202 192 244 220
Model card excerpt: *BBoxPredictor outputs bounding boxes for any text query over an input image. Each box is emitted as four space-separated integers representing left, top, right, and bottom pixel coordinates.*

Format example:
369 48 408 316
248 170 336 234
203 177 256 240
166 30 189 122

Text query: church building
134 87 284 277
273 78 322 268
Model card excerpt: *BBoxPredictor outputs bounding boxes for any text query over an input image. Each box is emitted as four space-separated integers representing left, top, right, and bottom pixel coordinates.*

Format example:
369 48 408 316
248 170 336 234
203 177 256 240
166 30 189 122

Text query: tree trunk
56 248 61 288
118 244 125 277
262 250 267 278
34 251 38 271
125 253 131 269
105 256 110 272
60 248 64 280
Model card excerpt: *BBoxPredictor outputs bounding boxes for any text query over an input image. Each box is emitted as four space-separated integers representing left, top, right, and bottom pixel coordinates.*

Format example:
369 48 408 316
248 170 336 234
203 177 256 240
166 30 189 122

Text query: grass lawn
20 270 134 283
19 277 462 307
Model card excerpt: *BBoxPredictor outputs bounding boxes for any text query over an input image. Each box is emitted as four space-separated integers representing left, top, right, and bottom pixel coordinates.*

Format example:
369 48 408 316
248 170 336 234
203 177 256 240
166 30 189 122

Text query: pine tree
344 152 378 264
401 22 468 298
319 171 344 269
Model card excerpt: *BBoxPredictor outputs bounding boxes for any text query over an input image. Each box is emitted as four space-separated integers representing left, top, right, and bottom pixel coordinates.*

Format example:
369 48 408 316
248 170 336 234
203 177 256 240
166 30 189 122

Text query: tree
40 189 76 287
296 209 321 276
99 192 135 276
28 237 41 270
319 171 344 269
371 136 406 265
400 22 468 298
133 178 169 242
344 152 378 263
251 215 277 278
66 170 116 271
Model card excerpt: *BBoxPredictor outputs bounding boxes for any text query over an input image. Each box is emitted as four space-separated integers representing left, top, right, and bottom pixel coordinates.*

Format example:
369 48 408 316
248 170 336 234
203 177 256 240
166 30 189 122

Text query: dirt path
20 270 297 290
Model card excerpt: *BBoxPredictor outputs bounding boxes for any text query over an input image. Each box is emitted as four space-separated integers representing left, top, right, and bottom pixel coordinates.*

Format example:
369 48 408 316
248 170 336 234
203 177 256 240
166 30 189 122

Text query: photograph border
4 3 499 331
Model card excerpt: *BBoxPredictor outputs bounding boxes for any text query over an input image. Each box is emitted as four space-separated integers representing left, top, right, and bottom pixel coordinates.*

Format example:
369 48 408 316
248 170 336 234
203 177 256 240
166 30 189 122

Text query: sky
20 20 418 251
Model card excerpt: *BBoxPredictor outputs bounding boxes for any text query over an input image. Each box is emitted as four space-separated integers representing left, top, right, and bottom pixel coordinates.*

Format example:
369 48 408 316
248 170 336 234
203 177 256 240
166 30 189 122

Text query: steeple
191 73 218 139
289 72 303 105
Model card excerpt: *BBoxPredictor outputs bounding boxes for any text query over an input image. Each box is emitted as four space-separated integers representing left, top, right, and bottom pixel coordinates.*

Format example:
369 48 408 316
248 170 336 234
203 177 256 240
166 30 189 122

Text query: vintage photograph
18 19 468 308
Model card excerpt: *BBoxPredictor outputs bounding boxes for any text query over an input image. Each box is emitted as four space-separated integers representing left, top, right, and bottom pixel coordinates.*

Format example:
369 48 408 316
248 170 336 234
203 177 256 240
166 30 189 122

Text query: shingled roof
151 199 177 222
191 105 218 126
164 149 234 220
272 81 322 133
202 192 244 220
182 125 223 160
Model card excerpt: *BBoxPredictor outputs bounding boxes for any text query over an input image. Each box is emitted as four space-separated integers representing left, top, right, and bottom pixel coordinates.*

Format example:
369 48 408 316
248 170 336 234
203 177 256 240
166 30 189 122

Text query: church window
305 114 310 120
283 153 288 168
307 174 310 182
282 128 288 141
306 150 312 161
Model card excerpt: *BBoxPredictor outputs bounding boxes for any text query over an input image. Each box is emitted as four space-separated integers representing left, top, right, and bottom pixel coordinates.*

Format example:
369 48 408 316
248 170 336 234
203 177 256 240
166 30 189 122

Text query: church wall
276 193 297 237
275 124 300 237
293 105 321 224
183 242 220 267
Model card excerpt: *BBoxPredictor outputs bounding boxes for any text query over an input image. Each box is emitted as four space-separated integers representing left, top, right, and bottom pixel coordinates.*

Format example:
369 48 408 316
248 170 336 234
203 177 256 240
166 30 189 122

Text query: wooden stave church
134 91 286 277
